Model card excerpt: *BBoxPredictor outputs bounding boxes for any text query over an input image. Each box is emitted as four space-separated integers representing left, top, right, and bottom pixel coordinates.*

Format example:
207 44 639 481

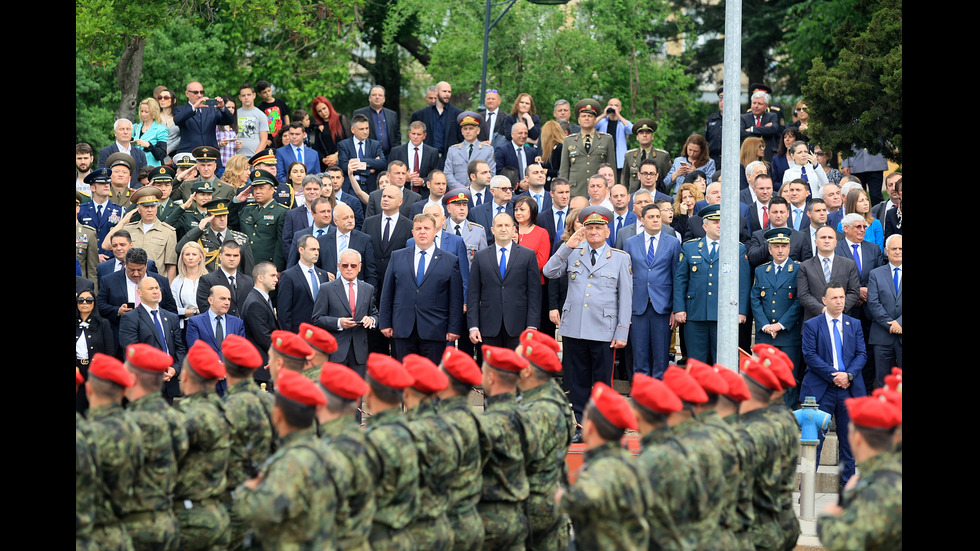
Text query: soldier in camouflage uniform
76 369 99 551
515 330 575 551
299 322 339 382
268 329 315 384
174 341 232 551
316 362 376 551
122 344 189 551
715 363 757 547
817 395 902 550
630 373 702 551
436 348 490 551
84 353 143 551
219 335 277 550
235 369 338 550
558 382 650 550
402 355 463 549
477 346 531 551
362 353 420 551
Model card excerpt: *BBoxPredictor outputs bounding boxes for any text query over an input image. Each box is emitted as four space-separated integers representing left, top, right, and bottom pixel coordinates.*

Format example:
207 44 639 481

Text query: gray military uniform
444 219 486 267
444 140 497 189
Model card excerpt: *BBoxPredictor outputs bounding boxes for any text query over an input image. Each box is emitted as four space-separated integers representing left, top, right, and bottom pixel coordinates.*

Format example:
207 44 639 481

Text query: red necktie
762 205 769 228
349 281 356 318
413 147 420 174
755 116 761 127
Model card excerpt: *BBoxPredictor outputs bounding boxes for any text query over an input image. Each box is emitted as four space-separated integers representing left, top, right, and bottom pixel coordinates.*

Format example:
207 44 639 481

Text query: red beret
519 329 561 353
277 368 327 407
884 367 902 393
630 373 682 414
441 348 483 387
740 356 781 392
687 359 729 397
519 341 562 374
403 354 448 394
222 335 263 369
367 353 415 390
271 330 313 360
752 343 794 370
663 365 708 404
76 367 84 387
125 343 173 373
318 362 368 400
753 345 796 388
89 353 134 388
590 382 637 431
846 395 902 429
715 365 750 402
186 340 226 380
482 345 528 373
299 322 338 355
872 387 903 411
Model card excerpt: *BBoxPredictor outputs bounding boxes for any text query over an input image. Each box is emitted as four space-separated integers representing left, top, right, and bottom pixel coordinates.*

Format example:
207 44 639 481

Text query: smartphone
205 98 218 107
357 161 368 171
126 302 135 309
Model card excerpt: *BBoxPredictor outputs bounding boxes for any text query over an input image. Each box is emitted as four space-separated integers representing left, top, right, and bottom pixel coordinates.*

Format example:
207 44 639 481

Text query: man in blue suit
118 275 186 400
468 175 515 243
801 281 867 487
866 234 902 384
338 114 387 193
406 204 470 298
172 81 234 161
274 122 320 182
278 234 330 332
625 204 680 378
379 212 464 365
98 248 176 355
78 168 125 259
185 284 245 394
606 184 636 247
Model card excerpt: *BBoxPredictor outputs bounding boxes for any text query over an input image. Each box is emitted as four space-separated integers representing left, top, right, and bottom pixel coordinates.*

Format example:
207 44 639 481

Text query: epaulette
469 221 483 229
683 238 701 244
596 131 612 138
160 221 177 231
79 223 97 232
762 261 774 272
454 143 463 150
610 248 628 254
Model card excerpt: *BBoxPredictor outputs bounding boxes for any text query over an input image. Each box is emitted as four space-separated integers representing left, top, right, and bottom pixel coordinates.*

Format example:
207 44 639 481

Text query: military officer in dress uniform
177 146 237 203
443 187 486 267
106 152 137 207
177 198 255 275
77 192 100 291
673 204 750 365
445 111 497 188
543 206 632 433
78 168 125 259
113 186 179 280
229 169 288 271
248 148 294 208
126 166 185 230
751 227 803 402
559 99 614 199
620 118 672 193
179 179 216 237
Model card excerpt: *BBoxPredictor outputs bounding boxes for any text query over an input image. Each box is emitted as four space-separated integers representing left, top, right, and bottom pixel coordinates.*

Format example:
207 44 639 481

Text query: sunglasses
486 89 499 94
494 187 513 192
187 89 204 95
339 263 360 269
77 297 95 304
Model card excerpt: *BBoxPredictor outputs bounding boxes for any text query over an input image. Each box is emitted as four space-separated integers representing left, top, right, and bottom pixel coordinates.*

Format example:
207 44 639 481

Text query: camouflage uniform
404 399 463 550
766 402 802 550
438 394 490 551
319 415 375 551
87 402 143 551
124 393 189 551
223 378 277 550
174 391 231 551
560 440 651 550
521 381 575 551
672 416 729 551
363 406 420 551
636 426 702 551
817 452 902 550
77 413 99 551
737 408 784 550
699 409 750 550
235 426 339 550
478 392 530 551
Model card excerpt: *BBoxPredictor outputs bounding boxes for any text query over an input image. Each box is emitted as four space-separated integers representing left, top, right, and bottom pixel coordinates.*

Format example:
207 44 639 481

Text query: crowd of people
76 78 903 549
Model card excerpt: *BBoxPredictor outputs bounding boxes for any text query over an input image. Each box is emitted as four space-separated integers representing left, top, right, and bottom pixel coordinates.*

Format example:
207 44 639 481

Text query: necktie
647 235 656 267
641 149 647 162
216 232 223 244
852 244 862 274
517 147 526 176
793 209 802 230
776 264 782 277
357 141 364 160
416 250 426 286
556 210 565 237
475 190 484 207
709 241 717 262
591 248 597 266
615 215 624 241
800 167 809 183
382 217 391 248
414 147 420 174
893 266 900 293
832 319 844 371
755 116 761 127
761 205 769 229
97 204 103 219
468 143 473 160
339 233 348 253
228 275 236 291
534 194 542 212
296 146 303 164
499 247 507 278
349 281 356 317
496 205 504 215
455 224 461 236
151 310 168 354
585 135 592 153
488 112 495 135
823 257 832 283
215 315 224 346
316 228 324 238
309 268 319 299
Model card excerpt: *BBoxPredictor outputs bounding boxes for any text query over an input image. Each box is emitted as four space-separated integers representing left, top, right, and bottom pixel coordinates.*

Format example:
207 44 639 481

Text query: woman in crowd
671 182 704 241
171 242 209 334
221 154 251 193
770 128 805 186
157 88 181 155
311 96 351 171
216 95 241 169
513 196 551 282
739 136 768 190
76 289 113 414
813 146 844 185
539 120 565 184
664 134 715 191
501 93 542 145
133 97 169 167
788 100 810 139
838 188 885 252
286 162 308 208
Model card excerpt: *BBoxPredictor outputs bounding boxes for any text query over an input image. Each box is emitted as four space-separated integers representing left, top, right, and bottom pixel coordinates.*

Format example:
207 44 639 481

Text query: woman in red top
513 195 551 284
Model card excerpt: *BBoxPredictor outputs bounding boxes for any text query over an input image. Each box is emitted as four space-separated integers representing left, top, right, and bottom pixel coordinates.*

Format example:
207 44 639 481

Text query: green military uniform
438 393 490 551
766 402 802 549
521 380 576 551
558 130 614 199
817 452 902 550
124 392 189 551
478 391 530 551
319 415 376 551
234 426 339 550
560 440 651 550
77 412 99 551
76 220 99 292
699 409 751 550
229 170 288 271
363 406 420 551
636 425 703 551
620 146 672 193
110 186 135 211
672 416 731 551
737 407 784 549
222 378 277 550
404 399 463 550
87 402 143 551
178 176 236 203
174 391 231 551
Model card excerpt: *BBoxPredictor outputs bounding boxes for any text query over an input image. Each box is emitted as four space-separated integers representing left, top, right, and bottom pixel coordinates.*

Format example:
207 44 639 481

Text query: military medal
788 293 793 299
761 291 766 297
692 265 697 272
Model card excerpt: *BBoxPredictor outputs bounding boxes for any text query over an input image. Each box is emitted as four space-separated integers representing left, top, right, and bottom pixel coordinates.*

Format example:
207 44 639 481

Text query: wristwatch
846 372 854 382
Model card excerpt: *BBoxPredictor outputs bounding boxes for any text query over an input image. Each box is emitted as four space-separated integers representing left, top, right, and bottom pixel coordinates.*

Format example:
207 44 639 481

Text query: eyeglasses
486 89 498 94
639 172 657 177
339 263 360 269
494 187 513 192
187 89 204 95
77 297 95 304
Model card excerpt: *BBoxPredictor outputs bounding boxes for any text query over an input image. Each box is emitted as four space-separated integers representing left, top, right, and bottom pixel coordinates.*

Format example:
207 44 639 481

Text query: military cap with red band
663 365 708 404
579 206 613 226
444 187 471 205
482 345 529 373
222 334 263 369
590 382 637 431
574 99 602 116
271 330 313 360
89 353 134 388
277 368 328 407
367 353 415 390
299 322 338 355
456 111 483 127
319 362 369 400
187 340 226 380
687 359 729 397
441 348 483 386
846 395 902 429
125 343 173 373
630 373 682 414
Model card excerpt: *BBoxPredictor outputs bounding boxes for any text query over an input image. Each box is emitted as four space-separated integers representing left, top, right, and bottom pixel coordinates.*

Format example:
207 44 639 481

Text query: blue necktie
214 315 224 346
416 250 427 286
534 194 542 212
555 210 565 237
776 264 782 278
893 266 900 293
475 190 484 207
852 244 862 274
709 241 717 262
309 268 320 299
499 247 507 278
832 318 844 371
316 228 324 238
296 146 303 164
151 310 169 354
646 235 656 267
794 208 802 230
615 215 624 242
357 141 364 160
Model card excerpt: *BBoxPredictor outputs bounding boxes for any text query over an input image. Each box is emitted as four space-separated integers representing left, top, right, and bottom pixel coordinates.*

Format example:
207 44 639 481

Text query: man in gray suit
797 226 861 321
867 234 902 384
311 249 379 376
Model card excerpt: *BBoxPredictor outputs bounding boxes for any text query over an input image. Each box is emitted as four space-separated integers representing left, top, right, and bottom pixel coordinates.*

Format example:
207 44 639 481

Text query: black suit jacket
311 278 379 366
97 270 177 351
410 103 464 160
364 187 422 220
282 205 312 260
537 206 569 247
241 288 279 379
466 244 541 339
277 262 329 332
196 270 254 319
740 111 782 161
172 103 234 158
288 226 378 287
353 106 401 154
118 305 185 396
389 142 439 182
797 254 862 321
746 227 813 268
468 200 515 244
362 213 413 298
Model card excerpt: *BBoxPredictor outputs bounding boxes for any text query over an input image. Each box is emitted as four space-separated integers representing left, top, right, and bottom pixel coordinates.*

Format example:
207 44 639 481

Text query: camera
204 98 218 108
606 107 616 114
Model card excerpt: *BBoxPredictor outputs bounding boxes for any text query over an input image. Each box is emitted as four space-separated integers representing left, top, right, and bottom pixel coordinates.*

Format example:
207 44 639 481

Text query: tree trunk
373 44 403 117
115 36 146 122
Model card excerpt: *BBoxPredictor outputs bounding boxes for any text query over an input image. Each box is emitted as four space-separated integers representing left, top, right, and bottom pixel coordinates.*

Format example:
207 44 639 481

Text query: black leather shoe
572 429 582 444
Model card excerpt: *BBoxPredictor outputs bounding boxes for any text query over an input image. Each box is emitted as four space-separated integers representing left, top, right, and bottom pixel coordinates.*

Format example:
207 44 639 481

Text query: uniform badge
263 214 274 221
761 291 766 297
78 234 89 243
788 293 793 299
109 212 120 224
788 264 794 272
692 265 697 272
574 260 581 266
606 250 611 259
234 234 247 245
279 190 289 197
679 252 684 261
571 273 576 280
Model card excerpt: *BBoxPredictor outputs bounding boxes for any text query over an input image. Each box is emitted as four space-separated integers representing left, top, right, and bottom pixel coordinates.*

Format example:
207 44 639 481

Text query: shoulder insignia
678 252 684 261
468 221 483 229
765 264 772 272
160 221 176 231
606 249 612 259
788 263 795 272
455 143 463 150
79 223 96 232
611 248 628 255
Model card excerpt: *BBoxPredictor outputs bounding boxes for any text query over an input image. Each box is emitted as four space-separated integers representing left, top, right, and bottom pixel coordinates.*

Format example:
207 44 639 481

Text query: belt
78 359 90 365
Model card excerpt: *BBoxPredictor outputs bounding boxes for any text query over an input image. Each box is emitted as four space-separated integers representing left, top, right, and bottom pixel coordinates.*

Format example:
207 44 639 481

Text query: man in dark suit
196 241 253 319
324 166 365 231
801 282 867 487
409 170 451 217
784 179 811 231
379 212 464 365
338 114 388 193
746 197 812 268
311 249 380 376
281 175 322 259
410 81 463 169
241 261 280 382
278 234 330 332
606 184 636 248
294 202 378 287
353 85 400 156
478 89 508 144
96 229 159 281
172 81 235 161
624 204 680 379
747 174 776 234
286 197 334 268
274 122 320 182
363 186 413 294
494 123 540 177
118 276 186 399
97 247 176 354
867 235 902 384
363 161 422 219
740 90 782 162
469 175 515 243
740 161 768 203
797 226 861 321
466 212 540 350
186 285 246 353
538 178 571 247
97 119 149 188
390 121 440 192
